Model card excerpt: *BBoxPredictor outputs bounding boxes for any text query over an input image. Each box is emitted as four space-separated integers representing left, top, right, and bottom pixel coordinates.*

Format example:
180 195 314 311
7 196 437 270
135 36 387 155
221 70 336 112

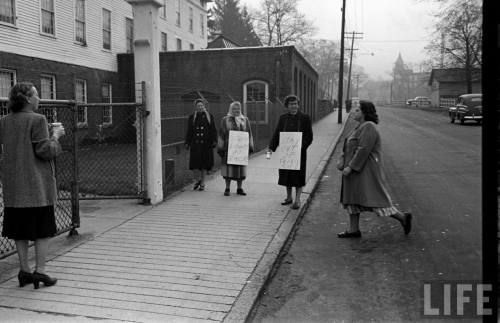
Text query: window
159 0 166 19
161 32 167 51
0 0 15 25
175 0 180 26
243 81 268 124
189 7 193 32
75 0 86 44
102 8 111 50
101 83 112 125
75 79 87 125
189 43 194 50
176 38 182 51
40 0 55 35
126 17 133 53
0 69 15 117
40 74 57 122
200 14 204 37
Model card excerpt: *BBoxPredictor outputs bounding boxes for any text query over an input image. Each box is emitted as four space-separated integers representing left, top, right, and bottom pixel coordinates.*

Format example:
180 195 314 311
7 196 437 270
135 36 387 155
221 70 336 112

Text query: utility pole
345 31 363 105
337 0 346 123
354 74 360 96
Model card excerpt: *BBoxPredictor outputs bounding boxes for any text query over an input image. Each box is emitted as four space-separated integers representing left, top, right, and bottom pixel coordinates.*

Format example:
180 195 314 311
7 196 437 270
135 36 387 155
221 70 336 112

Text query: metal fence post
69 101 80 236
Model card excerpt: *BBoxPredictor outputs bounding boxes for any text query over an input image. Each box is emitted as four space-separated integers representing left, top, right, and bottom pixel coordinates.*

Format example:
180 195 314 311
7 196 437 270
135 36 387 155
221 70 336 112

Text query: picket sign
278 132 302 170
227 130 249 166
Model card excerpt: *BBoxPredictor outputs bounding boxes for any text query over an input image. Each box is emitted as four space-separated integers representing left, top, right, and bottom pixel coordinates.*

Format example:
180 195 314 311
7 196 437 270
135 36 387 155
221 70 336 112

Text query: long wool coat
0 110 62 208
269 112 313 187
340 121 393 207
185 112 217 170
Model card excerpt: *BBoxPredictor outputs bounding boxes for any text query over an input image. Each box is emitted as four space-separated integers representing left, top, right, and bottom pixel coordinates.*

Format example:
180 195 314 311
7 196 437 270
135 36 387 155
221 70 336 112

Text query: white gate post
127 0 163 204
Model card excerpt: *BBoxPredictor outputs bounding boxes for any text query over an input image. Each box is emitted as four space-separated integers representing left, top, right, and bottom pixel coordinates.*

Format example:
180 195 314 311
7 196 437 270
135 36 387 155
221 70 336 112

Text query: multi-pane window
244 81 268 124
101 83 112 125
159 0 166 19
126 17 133 53
40 74 57 123
175 0 180 26
0 69 15 117
189 7 193 33
75 79 87 125
176 38 182 51
102 8 111 50
189 43 194 50
41 0 55 35
75 0 86 44
161 32 167 52
0 0 15 25
200 14 204 37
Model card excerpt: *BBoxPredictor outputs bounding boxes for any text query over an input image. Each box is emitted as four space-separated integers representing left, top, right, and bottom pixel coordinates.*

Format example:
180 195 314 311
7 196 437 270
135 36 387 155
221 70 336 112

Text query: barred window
126 17 133 53
161 32 167 52
40 74 57 123
189 7 193 33
244 81 268 124
101 83 112 125
75 79 87 126
200 14 204 37
102 8 111 50
75 0 86 44
40 0 55 35
0 69 15 98
0 0 15 25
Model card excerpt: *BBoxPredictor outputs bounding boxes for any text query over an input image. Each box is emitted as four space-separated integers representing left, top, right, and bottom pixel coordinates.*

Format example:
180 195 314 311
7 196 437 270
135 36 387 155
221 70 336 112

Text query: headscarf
227 101 246 129
193 98 211 124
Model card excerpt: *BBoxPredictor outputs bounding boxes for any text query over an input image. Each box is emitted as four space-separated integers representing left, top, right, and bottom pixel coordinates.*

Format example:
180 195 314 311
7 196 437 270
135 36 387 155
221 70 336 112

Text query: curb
223 113 351 323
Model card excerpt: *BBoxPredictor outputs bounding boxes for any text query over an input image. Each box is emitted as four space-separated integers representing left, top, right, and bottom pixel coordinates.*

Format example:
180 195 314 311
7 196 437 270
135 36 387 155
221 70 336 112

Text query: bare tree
252 0 316 46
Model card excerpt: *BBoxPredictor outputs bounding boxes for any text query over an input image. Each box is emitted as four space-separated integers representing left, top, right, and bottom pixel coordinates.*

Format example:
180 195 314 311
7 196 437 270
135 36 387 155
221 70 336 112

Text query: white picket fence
440 98 456 108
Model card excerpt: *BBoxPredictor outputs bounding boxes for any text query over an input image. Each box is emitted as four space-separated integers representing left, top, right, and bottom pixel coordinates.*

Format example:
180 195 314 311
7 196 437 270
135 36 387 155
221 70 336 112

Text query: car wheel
460 116 465 125
450 114 455 123
476 120 482 125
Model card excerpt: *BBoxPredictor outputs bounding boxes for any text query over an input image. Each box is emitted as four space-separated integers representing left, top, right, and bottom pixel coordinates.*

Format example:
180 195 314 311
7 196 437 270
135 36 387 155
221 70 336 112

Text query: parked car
448 94 482 124
406 96 431 107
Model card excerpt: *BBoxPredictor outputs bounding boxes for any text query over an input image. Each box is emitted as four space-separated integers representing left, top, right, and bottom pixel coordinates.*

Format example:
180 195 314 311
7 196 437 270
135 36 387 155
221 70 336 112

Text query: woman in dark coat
268 95 313 209
337 100 412 238
185 99 217 191
0 82 65 288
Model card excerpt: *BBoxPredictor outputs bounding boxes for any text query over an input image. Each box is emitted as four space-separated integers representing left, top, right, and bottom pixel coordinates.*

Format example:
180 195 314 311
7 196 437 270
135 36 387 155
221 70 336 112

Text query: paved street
250 106 482 322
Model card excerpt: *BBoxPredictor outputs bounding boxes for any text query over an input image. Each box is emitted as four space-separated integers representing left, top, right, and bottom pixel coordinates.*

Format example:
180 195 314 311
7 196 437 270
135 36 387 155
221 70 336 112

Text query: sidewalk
0 110 348 323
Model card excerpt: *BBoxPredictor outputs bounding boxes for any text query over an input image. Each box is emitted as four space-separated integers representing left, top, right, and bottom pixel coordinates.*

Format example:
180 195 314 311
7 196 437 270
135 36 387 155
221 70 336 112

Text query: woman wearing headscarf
337 100 412 238
185 99 217 191
217 101 254 196
268 95 313 210
0 82 65 289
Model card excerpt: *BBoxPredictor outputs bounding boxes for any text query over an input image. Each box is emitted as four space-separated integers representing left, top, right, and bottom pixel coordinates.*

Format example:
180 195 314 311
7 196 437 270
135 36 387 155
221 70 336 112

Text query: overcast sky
240 0 440 80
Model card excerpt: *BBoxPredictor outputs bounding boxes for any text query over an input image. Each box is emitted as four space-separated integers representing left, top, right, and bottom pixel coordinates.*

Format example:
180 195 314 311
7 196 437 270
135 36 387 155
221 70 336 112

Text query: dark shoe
337 230 362 238
403 212 412 235
236 188 247 196
193 181 201 190
199 184 205 191
281 198 293 205
224 188 230 196
291 201 301 209
32 272 57 289
18 270 33 287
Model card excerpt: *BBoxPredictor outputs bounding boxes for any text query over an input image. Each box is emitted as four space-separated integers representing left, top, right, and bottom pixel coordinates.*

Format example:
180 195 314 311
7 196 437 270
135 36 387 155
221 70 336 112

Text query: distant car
406 96 431 107
448 94 482 124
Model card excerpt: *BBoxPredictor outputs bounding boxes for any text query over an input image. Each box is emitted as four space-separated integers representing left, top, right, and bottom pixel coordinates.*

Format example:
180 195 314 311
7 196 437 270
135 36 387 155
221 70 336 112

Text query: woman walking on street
185 99 217 191
337 100 412 238
0 82 65 288
268 95 313 210
217 101 254 196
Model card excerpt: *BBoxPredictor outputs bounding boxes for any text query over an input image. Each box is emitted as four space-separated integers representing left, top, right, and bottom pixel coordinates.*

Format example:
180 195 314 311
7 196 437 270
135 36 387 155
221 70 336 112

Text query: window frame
189 43 194 50
102 8 111 51
125 17 133 53
40 74 57 123
159 0 166 19
176 37 182 51
189 7 193 33
161 32 167 52
75 78 87 127
39 0 56 37
101 83 112 126
0 68 15 117
200 13 204 37
175 0 180 27
74 0 86 45
0 0 16 26
243 80 269 125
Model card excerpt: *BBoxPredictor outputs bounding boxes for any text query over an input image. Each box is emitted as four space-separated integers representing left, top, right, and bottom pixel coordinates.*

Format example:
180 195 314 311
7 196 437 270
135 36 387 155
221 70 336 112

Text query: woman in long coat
1 82 65 288
217 101 254 196
337 100 412 238
268 95 313 209
185 99 217 191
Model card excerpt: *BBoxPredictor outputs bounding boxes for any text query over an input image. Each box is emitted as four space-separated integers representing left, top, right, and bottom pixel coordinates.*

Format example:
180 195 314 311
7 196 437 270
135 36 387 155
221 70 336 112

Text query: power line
360 39 428 43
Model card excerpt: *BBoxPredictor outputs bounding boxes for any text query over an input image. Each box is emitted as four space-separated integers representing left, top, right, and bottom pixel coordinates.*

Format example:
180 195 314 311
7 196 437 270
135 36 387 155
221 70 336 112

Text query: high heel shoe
32 271 57 289
18 270 33 287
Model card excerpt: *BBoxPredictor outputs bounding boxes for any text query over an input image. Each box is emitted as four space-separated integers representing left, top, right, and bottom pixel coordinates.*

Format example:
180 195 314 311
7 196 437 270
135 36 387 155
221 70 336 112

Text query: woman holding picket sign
268 95 313 210
217 101 254 196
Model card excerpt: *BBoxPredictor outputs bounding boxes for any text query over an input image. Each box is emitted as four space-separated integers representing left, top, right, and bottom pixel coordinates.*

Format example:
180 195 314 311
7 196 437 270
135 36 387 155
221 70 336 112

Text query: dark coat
269 112 313 187
340 121 393 207
185 112 217 170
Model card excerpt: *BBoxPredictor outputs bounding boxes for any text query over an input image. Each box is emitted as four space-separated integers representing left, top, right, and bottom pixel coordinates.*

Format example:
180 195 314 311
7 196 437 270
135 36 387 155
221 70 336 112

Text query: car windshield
464 97 482 107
